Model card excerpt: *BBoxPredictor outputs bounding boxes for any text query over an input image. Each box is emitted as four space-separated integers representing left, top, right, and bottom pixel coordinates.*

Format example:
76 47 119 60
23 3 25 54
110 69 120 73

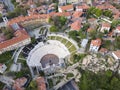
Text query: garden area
48 35 77 53
77 69 120 90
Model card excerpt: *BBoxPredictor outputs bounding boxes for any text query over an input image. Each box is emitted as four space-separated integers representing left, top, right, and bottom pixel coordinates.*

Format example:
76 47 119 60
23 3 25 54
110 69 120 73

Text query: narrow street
3 0 14 11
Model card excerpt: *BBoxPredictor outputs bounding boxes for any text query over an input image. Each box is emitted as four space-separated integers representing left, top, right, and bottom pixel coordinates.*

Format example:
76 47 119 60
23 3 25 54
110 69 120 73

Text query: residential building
100 23 111 33
12 77 28 90
59 0 83 5
112 50 120 60
0 64 7 74
36 77 46 90
55 12 71 19
88 18 98 26
76 4 89 12
89 38 102 52
81 39 88 48
114 26 120 34
99 48 108 55
7 14 50 27
72 11 83 18
58 5 74 12
0 23 31 54
71 20 81 30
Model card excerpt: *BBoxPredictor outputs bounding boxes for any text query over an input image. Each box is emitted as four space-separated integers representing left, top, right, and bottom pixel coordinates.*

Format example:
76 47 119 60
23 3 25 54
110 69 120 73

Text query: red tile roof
13 77 27 90
91 38 102 46
113 50 120 59
36 77 46 90
99 48 108 53
76 4 89 10
102 23 111 28
87 27 94 32
55 12 71 17
72 11 83 18
88 18 97 22
7 14 49 26
71 20 81 30
0 29 30 50
116 26 120 30
60 5 73 12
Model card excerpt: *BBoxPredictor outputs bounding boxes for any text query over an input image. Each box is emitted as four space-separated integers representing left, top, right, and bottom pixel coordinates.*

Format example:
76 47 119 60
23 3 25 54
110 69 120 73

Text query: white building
100 23 111 33
112 50 120 60
81 39 88 48
114 26 120 34
0 64 7 73
59 0 83 5
27 40 70 77
89 38 101 52
58 5 73 12
0 23 31 54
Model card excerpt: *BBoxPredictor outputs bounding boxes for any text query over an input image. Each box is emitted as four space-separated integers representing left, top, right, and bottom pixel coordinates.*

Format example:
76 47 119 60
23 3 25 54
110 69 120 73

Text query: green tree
95 8 102 17
115 36 120 49
111 20 120 29
68 30 78 41
78 70 120 90
50 25 58 32
59 16 67 26
103 10 113 18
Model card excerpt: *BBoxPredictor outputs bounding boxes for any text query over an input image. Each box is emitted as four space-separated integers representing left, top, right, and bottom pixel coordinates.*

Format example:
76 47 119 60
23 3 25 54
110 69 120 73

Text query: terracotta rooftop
87 27 94 32
0 29 30 50
113 50 120 59
36 77 46 90
96 4 115 10
55 12 71 17
99 48 108 53
91 38 102 46
116 26 120 30
76 4 89 10
13 77 27 90
88 18 97 22
102 23 111 27
60 5 73 11
7 14 49 25
72 11 83 18
71 20 81 30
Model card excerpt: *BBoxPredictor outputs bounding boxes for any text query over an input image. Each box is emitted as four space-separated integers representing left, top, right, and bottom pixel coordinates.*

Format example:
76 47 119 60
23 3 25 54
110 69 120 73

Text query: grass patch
66 41 72 48
61 38 67 44
48 36 77 53
68 45 76 52
0 51 13 63
66 73 74 79
56 36 62 41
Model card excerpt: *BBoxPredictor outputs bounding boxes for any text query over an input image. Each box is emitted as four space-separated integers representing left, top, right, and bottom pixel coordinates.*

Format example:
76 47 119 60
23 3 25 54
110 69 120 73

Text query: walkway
0 75 14 85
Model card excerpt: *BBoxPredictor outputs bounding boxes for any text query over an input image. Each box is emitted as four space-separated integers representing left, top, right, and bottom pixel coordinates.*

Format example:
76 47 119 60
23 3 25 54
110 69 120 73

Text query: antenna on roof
2 16 8 26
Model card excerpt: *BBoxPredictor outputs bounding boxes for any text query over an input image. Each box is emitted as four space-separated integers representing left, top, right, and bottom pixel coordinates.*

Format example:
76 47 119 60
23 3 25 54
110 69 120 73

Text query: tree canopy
78 70 120 90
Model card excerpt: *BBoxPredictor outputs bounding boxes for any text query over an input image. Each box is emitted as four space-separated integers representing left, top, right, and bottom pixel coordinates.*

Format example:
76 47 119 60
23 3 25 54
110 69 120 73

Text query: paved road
0 75 14 85
3 0 14 11
0 21 5 27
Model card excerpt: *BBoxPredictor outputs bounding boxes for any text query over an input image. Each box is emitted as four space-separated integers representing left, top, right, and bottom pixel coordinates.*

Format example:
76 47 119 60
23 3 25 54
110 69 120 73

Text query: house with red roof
0 23 31 54
114 26 120 34
99 48 108 55
76 4 89 12
100 23 111 33
89 38 102 52
58 5 74 12
12 77 28 90
36 77 46 90
112 50 120 60
71 20 81 30
55 12 71 19
72 11 83 18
